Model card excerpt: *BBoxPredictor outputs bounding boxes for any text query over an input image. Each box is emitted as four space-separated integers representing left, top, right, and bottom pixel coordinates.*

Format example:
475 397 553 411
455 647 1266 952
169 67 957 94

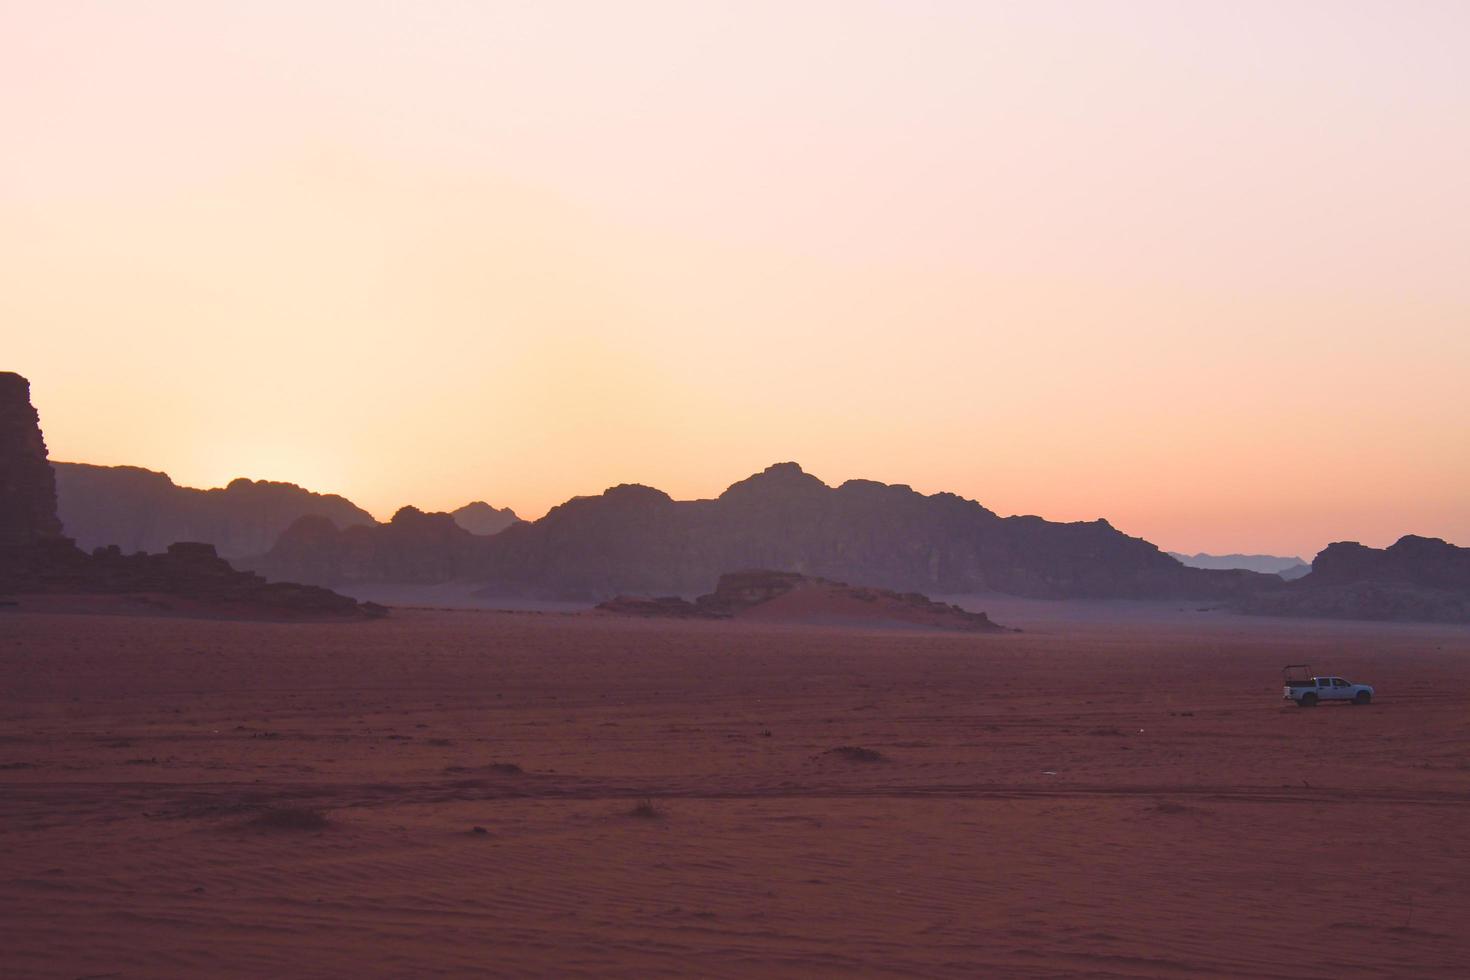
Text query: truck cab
1282 665 1374 707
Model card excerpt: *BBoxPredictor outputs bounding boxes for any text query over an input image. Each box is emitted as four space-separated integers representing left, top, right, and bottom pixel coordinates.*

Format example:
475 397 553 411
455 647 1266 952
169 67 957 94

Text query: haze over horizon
5 2 1467 559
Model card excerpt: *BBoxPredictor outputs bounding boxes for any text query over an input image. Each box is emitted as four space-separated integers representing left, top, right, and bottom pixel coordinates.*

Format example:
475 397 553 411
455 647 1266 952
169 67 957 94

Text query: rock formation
52 461 374 558
597 569 1008 632
247 506 486 586
248 462 1284 601
248 461 1282 602
450 501 521 536
1239 535 1470 623
47 541 387 618
472 462 1278 601
0 372 65 546
1307 535 1470 591
0 372 383 619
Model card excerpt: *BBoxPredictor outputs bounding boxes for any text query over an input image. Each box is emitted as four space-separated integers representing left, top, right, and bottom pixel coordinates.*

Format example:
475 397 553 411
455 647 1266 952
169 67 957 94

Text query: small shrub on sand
250 806 330 830
629 797 664 819
825 746 885 763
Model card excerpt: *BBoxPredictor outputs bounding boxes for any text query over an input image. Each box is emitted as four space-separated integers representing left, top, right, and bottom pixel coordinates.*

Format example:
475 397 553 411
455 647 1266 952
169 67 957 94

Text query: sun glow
4 1 1467 556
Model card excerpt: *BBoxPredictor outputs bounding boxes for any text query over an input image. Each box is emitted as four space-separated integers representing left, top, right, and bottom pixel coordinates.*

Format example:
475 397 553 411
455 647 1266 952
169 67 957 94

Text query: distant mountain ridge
1169 551 1310 580
240 460 1275 601
53 462 376 559
53 461 521 561
39 454 1466 622
468 462 1276 601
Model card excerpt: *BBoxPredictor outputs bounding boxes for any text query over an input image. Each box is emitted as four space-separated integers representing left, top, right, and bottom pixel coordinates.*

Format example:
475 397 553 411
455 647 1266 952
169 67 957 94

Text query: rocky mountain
0 372 382 619
1168 551 1311 580
450 501 520 536
597 569 1008 632
246 506 487 586
249 461 1274 600
1308 535 1470 591
468 462 1276 601
52 462 375 558
1239 535 1470 623
0 373 66 548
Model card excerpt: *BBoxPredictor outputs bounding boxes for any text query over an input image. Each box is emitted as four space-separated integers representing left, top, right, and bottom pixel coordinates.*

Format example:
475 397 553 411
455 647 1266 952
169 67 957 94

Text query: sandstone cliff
0 372 65 546
1239 535 1470 623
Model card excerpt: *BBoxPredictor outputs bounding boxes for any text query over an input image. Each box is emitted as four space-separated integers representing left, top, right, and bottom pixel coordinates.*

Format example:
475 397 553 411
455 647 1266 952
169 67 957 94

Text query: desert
7 3 1470 976
3 600 1468 978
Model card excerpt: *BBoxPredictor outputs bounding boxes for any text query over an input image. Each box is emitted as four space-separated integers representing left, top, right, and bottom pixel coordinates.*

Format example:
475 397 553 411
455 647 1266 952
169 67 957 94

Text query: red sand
2 605 1469 977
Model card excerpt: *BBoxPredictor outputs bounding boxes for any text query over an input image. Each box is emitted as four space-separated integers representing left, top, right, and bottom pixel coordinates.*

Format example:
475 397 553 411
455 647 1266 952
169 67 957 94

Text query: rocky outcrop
450 501 520 536
247 506 486 586
0 373 65 546
695 570 816 614
597 569 1008 632
476 462 1277 601
55 542 385 618
1169 552 1310 580
52 462 374 558
1308 536 1470 591
595 594 723 619
1238 536 1470 623
0 373 383 619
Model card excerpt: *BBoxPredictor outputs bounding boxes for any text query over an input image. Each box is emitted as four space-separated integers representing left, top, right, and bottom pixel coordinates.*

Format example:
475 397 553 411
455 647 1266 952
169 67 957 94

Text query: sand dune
2 606 1468 977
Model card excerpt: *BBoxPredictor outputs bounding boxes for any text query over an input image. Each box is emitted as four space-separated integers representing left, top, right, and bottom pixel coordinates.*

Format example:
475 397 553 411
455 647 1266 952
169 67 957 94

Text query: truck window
1334 679 1349 687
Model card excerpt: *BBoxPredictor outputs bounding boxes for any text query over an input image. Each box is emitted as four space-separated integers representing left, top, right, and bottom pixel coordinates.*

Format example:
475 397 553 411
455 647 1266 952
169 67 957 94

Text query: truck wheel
1299 693 1318 708
1354 691 1371 705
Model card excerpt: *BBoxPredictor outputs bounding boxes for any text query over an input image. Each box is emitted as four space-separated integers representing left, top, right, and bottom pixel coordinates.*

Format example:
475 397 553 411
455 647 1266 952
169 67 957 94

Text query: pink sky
3 1 1467 558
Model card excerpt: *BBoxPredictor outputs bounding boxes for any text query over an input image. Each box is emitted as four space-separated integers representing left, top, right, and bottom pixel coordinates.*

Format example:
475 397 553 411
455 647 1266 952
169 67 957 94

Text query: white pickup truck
1282 665 1374 707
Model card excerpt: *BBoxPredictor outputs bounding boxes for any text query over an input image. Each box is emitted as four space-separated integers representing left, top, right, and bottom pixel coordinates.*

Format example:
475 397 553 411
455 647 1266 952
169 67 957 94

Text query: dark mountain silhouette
252 462 1277 599
53 462 374 558
18 368 1457 621
246 506 486 586
54 462 529 573
1168 551 1310 580
1239 535 1470 623
461 462 1276 601
450 501 521 536
0 373 381 618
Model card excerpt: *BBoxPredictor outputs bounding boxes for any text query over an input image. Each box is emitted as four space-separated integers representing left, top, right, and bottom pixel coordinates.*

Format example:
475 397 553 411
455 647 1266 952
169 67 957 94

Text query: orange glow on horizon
4 1 1467 560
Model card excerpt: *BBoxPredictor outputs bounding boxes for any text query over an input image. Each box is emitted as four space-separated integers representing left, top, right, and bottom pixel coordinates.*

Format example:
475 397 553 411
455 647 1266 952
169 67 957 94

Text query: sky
3 1 1467 559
